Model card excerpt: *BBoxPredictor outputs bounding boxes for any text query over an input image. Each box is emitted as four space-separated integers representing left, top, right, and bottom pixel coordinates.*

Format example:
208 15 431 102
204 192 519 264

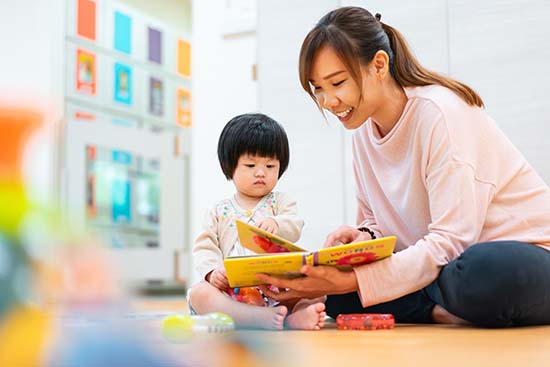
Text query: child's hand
256 218 279 234
207 267 230 291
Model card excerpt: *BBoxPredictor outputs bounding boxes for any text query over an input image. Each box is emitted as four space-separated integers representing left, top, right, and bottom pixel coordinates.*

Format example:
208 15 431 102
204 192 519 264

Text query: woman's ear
372 50 390 78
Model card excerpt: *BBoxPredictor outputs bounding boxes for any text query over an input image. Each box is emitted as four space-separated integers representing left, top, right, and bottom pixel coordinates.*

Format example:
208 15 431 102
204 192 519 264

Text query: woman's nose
321 91 339 109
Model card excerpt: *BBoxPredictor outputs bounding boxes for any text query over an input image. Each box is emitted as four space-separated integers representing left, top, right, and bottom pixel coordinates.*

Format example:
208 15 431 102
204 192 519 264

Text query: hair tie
375 13 382 21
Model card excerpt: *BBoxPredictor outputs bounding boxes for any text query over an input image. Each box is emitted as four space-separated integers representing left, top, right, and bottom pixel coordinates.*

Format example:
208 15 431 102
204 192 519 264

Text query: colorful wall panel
176 88 191 127
177 39 191 78
76 49 96 95
77 0 96 41
113 62 132 105
68 0 192 128
148 27 163 64
114 11 132 54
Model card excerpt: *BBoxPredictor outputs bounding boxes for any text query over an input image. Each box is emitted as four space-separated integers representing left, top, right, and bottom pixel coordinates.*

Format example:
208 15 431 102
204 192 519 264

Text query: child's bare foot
236 305 288 330
431 304 470 325
285 302 326 330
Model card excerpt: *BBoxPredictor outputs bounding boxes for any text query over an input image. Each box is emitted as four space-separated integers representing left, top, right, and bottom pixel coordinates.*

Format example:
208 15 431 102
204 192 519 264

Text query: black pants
326 241 550 328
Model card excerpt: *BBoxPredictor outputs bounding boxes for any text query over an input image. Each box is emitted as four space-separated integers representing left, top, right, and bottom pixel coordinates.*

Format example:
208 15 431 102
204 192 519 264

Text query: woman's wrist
357 226 376 239
342 269 359 294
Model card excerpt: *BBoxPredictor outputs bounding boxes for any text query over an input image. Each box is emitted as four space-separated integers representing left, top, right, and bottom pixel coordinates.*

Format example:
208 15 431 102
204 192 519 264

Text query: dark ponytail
299 6 484 108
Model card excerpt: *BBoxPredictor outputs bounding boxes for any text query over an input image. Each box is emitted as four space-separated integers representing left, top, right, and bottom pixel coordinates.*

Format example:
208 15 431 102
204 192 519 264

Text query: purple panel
148 27 162 64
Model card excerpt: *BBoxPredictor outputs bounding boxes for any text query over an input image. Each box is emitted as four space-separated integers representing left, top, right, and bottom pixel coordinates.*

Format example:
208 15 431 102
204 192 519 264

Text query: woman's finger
262 287 297 302
300 265 329 278
257 284 271 294
323 235 338 248
324 228 361 247
255 273 291 288
324 231 350 247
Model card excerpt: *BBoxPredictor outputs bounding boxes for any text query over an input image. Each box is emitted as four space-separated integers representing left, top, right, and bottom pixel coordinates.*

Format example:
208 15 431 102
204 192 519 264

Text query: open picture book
223 220 396 287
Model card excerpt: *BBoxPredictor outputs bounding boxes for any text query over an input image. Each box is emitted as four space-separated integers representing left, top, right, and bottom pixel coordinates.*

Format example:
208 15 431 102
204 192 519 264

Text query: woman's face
309 45 380 130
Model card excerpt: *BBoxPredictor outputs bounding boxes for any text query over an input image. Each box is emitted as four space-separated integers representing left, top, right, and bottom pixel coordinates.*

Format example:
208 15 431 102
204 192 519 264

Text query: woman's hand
256 265 358 302
206 267 230 291
323 225 372 247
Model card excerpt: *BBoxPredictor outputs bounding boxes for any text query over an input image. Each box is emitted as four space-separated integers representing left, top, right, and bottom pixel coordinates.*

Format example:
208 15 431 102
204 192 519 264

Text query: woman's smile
334 107 354 123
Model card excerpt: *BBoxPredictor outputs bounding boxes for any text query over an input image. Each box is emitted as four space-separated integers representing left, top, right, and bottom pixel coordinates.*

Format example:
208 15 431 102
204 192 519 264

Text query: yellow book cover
224 220 396 287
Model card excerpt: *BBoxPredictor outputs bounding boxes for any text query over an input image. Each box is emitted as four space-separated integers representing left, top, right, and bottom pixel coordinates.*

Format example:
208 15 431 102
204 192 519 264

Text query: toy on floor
336 313 395 330
162 312 235 343
227 287 268 307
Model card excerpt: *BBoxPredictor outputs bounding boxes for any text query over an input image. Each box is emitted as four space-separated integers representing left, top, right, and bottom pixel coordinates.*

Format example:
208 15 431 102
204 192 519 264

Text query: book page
236 220 306 254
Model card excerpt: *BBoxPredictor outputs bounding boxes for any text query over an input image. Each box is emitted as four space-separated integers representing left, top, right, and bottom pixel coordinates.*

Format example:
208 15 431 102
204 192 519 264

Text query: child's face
232 154 280 199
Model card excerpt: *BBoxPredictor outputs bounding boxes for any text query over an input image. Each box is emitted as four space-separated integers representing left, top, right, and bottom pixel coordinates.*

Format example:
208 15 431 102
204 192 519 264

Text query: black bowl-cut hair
217 113 290 180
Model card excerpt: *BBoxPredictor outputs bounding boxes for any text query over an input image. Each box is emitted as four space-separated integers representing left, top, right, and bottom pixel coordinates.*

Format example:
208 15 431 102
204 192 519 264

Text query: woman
257 6 550 327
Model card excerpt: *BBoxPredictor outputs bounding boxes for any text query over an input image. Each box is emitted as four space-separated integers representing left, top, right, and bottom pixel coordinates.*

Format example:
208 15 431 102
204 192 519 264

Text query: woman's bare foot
431 304 470 325
285 302 326 330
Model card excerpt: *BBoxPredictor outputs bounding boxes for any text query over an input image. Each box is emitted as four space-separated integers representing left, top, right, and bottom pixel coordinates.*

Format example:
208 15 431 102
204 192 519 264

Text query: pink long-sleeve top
352 85 550 307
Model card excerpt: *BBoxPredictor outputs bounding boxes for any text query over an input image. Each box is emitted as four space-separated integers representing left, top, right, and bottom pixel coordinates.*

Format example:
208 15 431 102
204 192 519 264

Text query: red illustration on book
336 251 378 266
252 235 290 253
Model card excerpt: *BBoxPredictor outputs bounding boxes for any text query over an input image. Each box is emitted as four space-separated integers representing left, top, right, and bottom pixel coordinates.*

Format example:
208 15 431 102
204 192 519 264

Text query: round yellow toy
161 312 235 343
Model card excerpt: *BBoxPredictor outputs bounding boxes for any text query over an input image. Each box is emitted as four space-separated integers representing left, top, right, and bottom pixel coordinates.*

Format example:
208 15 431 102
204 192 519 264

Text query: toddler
189 113 326 330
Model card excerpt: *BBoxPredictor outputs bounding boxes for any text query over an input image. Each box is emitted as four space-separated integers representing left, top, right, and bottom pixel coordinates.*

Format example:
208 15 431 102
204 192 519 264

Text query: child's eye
245 164 255 168
267 165 275 168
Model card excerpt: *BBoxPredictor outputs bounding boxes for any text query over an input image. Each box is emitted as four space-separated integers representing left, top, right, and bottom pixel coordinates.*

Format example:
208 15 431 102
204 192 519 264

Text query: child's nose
255 169 265 177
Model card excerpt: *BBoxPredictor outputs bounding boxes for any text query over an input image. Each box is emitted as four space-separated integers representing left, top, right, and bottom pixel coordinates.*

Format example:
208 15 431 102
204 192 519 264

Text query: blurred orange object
229 287 267 307
0 108 42 180
0 108 42 235
240 287 266 306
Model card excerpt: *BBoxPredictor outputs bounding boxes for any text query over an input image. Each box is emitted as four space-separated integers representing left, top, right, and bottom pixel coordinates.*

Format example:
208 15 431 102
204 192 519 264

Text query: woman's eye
333 80 346 87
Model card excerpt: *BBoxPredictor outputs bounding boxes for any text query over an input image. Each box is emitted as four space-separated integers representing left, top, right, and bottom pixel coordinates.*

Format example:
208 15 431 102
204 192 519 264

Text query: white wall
447 0 550 181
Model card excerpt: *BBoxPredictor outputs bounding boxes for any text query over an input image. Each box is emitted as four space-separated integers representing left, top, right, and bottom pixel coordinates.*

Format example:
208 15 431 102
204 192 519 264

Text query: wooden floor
133 297 550 367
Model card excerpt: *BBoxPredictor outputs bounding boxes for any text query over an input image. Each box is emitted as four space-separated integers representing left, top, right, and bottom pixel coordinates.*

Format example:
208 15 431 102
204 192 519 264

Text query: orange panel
0 109 42 179
176 88 192 127
75 49 96 95
177 39 191 77
77 0 96 41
